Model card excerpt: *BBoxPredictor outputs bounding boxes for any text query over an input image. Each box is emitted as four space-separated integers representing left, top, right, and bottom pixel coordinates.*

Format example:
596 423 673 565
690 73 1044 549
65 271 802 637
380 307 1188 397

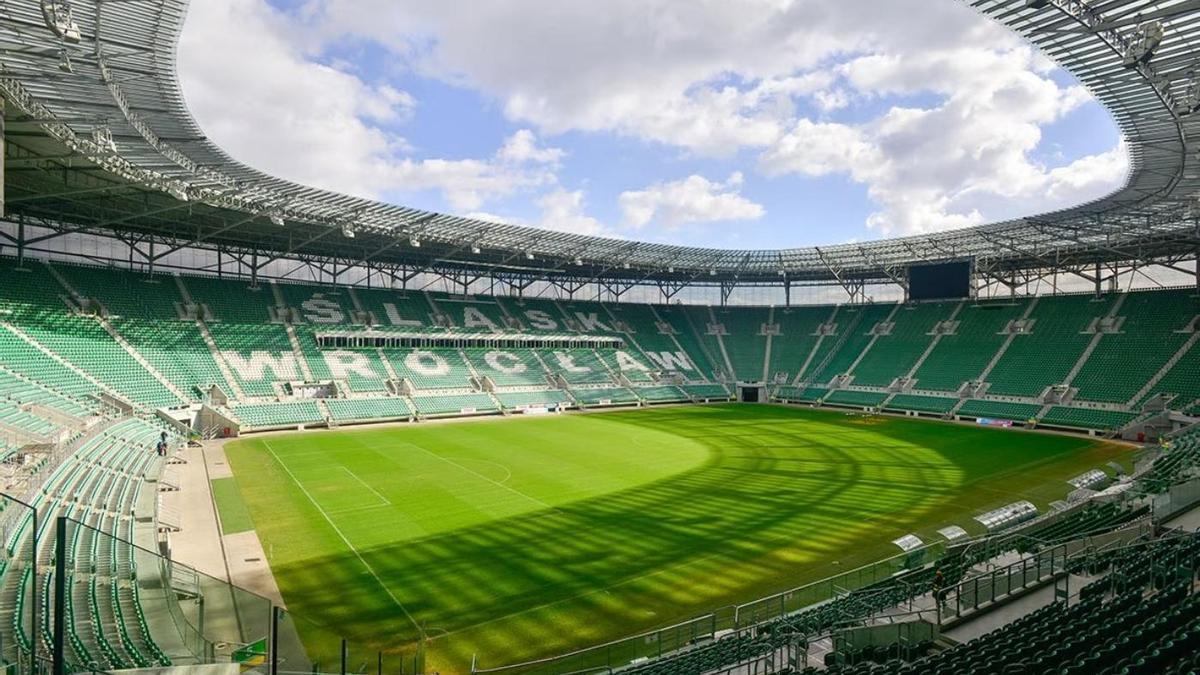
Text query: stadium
0 0 1199 673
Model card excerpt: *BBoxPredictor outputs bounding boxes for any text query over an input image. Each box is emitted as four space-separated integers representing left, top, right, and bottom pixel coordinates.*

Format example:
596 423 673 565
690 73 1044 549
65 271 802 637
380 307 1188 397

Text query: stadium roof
1 0 1199 288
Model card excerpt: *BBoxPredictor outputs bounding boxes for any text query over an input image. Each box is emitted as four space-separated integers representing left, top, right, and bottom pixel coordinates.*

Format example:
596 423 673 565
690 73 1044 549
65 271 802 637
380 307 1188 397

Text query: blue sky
178 0 1128 250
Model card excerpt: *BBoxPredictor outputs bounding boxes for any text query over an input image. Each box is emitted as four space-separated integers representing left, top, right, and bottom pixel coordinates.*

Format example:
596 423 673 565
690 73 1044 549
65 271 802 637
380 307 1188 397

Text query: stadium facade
0 1 1198 675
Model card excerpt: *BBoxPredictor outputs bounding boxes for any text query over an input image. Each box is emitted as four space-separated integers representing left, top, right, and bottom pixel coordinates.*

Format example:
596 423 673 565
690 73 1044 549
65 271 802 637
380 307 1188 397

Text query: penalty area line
396 441 561 513
341 466 392 506
262 440 425 639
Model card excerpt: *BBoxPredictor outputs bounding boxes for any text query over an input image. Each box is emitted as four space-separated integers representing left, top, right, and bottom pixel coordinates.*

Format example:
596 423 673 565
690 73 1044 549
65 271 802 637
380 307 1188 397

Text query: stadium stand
767 305 835 384
681 383 732 400
1038 406 1138 431
711 305 769 382
3 418 172 672
1138 341 1200 408
824 389 889 408
5 259 1200 436
634 385 689 403
571 387 640 406
230 401 324 428
1072 288 1199 403
911 299 1026 392
494 389 573 409
806 303 897 385
411 393 497 416
884 393 957 415
655 304 724 381
955 399 1042 421
539 349 614 385
849 302 948 387
463 348 548 387
985 294 1115 397
386 349 474 390
324 397 413 422
205 323 298 397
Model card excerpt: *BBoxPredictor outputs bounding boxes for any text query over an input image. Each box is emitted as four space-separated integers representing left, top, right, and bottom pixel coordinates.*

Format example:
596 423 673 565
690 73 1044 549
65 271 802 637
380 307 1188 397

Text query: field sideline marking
341 466 392 506
397 441 559 512
262 441 425 638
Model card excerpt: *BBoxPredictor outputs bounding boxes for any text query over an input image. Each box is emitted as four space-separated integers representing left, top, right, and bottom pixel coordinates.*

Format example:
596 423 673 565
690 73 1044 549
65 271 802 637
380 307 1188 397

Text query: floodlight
1178 71 1200 115
341 225 356 238
166 184 189 202
667 266 674 273
42 1 81 42
1123 21 1164 67
622 262 630 269
57 49 72 73
526 251 535 260
409 238 421 247
471 245 481 254
269 214 285 227
92 125 117 153
574 257 582 266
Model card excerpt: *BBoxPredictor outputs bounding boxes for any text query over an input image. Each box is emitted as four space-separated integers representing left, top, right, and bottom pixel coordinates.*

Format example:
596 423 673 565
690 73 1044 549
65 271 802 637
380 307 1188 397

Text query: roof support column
784 278 791 307
0 97 6 220
720 281 736 306
15 215 25 268
250 250 258 288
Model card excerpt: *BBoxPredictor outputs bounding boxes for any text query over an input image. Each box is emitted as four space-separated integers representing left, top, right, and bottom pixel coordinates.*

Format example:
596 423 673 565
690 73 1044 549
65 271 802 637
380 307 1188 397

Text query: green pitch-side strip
211 477 254 534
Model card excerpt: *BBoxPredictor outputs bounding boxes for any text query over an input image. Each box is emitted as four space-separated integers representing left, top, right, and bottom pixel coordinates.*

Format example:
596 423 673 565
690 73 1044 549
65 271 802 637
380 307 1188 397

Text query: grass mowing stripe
261 440 425 639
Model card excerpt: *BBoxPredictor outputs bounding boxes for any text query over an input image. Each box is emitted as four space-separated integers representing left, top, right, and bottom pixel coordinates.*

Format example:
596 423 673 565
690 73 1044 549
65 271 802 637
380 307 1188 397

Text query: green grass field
221 404 1131 673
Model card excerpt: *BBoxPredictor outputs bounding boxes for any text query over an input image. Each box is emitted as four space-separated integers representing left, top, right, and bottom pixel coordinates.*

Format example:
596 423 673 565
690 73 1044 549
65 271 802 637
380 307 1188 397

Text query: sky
176 0 1128 251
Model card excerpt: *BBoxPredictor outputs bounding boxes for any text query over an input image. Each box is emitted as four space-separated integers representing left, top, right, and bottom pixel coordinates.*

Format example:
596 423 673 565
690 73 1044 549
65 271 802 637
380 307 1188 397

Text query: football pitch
218 404 1131 672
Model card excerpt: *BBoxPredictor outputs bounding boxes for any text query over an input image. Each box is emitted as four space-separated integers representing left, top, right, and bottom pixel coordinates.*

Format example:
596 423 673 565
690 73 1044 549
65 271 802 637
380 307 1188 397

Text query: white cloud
301 0 1019 158
465 188 612 237
759 46 1127 236
497 129 565 165
536 189 609 236
179 0 1129 241
178 0 560 212
619 173 764 230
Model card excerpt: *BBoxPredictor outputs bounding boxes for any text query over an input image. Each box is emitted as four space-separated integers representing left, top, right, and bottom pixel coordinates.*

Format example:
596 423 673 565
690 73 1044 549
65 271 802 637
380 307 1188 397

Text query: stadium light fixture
1123 21 1164 67
57 49 72 73
166 184 189 202
341 225 356 238
409 238 421 248
622 262 630 269
471 245 481 254
574 257 582 266
667 266 675 273
269 214 285 227
42 1 81 42
526 251 535 260
92 125 117 153
1178 70 1200 115
709 269 717 276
